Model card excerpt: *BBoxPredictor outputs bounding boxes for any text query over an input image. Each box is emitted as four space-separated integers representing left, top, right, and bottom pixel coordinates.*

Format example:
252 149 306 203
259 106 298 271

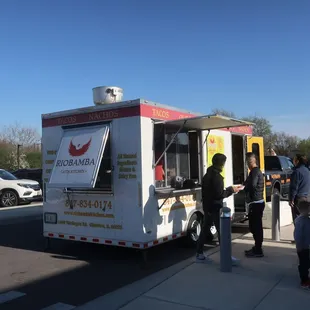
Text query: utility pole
17 144 22 169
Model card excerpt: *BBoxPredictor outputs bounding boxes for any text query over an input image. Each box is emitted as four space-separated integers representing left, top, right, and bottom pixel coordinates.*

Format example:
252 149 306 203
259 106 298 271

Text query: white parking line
0 291 26 304
0 203 42 211
41 302 76 310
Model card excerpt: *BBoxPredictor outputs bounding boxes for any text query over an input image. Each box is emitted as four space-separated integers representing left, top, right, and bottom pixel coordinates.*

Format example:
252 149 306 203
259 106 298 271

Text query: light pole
17 144 22 169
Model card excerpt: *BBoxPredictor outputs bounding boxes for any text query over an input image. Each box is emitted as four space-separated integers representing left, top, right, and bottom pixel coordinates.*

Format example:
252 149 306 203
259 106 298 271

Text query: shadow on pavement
0 218 208 309
0 219 250 261
0 218 249 309
0 217 200 262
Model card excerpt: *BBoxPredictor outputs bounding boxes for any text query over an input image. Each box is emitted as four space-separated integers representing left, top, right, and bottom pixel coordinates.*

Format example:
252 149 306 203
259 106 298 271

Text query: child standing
293 200 310 289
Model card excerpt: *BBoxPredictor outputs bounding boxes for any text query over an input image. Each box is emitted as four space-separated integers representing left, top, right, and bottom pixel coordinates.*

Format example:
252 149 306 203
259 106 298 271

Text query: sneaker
196 253 213 264
301 280 310 290
244 247 255 254
232 256 240 266
245 249 264 258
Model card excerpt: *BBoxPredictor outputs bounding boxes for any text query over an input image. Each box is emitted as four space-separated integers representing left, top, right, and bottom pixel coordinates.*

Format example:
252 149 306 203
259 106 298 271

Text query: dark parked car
264 156 294 201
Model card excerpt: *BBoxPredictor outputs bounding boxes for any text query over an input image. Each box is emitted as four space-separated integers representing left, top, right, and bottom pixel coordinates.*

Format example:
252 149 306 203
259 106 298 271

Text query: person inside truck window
289 154 310 223
154 125 166 187
155 150 165 187
244 152 265 258
154 129 165 187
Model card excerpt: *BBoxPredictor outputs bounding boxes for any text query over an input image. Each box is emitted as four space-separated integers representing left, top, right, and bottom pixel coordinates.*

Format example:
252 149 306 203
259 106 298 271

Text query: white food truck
42 86 265 251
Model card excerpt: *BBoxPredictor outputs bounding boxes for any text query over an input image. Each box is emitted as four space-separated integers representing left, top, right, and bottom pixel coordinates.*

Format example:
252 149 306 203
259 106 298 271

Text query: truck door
246 136 265 172
246 136 266 200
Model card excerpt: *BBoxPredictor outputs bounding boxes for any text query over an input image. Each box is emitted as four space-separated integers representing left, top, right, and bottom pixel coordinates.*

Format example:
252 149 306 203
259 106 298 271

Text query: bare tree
0 123 41 147
241 115 273 137
212 109 237 118
272 132 300 156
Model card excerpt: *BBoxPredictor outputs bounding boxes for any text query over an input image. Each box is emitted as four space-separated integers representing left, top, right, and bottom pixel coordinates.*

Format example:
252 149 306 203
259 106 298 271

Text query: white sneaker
196 253 213 264
231 256 240 266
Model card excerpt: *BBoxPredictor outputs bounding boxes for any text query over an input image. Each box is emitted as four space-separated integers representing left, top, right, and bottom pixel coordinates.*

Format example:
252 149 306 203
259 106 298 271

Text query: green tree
297 138 310 158
26 152 42 168
0 124 41 170
0 147 10 170
5 149 29 171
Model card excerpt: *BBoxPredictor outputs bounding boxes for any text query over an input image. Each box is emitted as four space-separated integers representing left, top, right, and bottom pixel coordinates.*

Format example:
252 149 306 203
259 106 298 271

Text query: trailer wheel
184 213 204 247
183 213 218 247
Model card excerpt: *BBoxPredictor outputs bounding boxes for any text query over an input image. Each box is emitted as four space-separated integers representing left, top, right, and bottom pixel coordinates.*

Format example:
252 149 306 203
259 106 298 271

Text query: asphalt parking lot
0 204 249 309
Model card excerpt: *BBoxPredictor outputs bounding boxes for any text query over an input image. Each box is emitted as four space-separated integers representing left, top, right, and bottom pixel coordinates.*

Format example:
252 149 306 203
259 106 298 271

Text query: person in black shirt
243 152 265 258
196 153 240 263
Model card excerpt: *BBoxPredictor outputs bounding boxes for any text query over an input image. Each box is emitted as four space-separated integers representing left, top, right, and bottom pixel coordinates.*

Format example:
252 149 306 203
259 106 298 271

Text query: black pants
298 249 310 283
248 202 265 252
196 209 220 254
291 205 300 224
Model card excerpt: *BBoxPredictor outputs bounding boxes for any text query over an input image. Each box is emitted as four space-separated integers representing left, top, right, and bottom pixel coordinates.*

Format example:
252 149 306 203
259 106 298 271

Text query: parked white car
0 169 42 207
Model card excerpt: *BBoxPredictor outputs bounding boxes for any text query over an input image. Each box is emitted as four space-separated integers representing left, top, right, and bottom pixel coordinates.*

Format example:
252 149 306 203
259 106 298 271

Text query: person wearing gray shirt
293 200 310 289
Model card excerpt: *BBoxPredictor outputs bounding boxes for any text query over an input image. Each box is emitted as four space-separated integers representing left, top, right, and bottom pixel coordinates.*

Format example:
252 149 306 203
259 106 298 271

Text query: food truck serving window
154 114 253 189
49 125 110 189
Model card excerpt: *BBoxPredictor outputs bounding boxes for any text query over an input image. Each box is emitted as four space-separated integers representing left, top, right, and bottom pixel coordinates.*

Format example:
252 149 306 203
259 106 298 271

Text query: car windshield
287 158 295 169
0 170 18 180
265 157 281 170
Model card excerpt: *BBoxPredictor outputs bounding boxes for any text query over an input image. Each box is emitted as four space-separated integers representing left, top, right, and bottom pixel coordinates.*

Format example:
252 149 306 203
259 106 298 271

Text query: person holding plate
196 153 241 263
243 152 265 258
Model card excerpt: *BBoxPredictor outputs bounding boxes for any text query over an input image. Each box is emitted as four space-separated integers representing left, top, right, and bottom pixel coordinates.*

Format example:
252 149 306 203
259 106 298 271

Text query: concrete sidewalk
76 225 310 310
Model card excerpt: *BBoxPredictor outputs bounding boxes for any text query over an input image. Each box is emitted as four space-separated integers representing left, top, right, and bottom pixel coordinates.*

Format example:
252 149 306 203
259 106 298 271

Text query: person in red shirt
155 151 165 184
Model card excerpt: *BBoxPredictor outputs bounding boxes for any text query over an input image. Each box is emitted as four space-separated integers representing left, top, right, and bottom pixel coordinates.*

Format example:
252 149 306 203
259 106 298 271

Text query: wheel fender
0 188 20 198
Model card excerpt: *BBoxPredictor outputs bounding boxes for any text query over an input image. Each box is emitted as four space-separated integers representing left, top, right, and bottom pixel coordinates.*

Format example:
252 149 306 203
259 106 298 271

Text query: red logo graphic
210 137 215 144
68 137 92 157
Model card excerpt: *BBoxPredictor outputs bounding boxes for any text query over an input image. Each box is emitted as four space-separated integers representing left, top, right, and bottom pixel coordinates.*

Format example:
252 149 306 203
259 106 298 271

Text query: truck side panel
42 116 145 243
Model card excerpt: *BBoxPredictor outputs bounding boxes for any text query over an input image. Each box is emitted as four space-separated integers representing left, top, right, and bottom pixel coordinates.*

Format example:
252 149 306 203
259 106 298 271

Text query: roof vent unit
92 86 123 105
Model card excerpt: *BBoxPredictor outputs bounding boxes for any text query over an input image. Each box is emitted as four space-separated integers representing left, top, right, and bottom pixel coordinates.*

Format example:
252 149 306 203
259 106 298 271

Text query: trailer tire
183 213 203 247
183 213 217 247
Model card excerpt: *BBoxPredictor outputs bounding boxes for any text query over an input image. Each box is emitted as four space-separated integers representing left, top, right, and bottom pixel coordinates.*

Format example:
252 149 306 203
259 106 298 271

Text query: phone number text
65 200 112 211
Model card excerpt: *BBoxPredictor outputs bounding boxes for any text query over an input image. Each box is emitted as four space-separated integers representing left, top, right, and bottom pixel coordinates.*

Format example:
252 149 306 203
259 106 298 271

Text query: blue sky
0 0 309 138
